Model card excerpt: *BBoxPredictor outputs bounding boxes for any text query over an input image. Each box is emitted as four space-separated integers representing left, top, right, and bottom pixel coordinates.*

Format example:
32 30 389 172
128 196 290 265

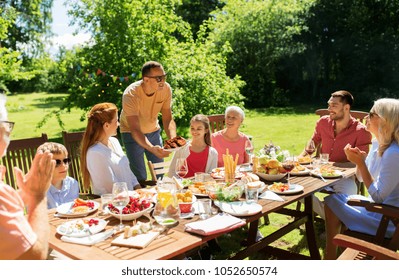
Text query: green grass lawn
6 92 326 259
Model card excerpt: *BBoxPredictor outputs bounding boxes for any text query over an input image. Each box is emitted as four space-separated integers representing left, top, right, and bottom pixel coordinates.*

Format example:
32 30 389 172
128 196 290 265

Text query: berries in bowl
107 196 153 221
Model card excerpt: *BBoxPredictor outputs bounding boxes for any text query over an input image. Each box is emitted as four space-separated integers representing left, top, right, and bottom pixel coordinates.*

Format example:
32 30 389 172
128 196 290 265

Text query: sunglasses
55 158 71 167
368 111 378 118
0 121 15 132
145 73 167 82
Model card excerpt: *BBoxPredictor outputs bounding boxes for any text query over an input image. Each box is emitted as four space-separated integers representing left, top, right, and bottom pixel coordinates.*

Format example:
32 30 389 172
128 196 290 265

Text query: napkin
185 213 246 236
61 229 114 246
259 190 285 202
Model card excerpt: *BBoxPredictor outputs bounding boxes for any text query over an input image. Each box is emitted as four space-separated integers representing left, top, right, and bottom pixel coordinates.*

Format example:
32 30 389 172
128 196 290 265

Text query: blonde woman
80 102 140 195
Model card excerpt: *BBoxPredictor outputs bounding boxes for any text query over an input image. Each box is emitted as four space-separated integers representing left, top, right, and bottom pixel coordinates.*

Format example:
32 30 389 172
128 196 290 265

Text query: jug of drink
153 181 180 223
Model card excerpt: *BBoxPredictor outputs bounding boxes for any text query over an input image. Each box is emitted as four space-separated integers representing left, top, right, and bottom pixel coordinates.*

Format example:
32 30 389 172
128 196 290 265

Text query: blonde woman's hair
190 114 212 146
80 102 118 191
371 98 399 156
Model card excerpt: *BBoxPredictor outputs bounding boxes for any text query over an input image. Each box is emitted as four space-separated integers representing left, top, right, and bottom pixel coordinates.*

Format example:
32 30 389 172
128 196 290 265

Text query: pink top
0 183 37 259
312 116 372 162
184 146 210 178
211 131 250 167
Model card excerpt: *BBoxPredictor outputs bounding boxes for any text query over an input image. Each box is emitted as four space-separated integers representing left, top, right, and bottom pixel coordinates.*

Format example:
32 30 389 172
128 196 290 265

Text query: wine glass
112 182 129 231
245 139 254 165
175 158 188 179
305 139 316 169
282 154 295 188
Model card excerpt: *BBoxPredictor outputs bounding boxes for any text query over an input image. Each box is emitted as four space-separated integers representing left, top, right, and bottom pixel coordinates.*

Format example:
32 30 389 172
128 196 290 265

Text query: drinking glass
245 139 254 164
305 139 316 168
175 158 188 179
112 182 129 231
282 154 295 187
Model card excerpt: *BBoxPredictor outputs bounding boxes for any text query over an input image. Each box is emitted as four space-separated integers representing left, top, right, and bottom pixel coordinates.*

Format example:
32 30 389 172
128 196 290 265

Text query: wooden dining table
48 162 356 260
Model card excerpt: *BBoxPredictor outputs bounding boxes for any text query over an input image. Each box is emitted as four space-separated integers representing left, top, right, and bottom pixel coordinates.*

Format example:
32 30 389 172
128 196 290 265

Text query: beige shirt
120 80 172 134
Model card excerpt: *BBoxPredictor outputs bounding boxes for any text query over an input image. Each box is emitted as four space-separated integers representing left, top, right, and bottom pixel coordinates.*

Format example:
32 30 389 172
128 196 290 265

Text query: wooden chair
1 133 48 189
62 131 85 193
207 114 225 133
333 234 399 260
341 198 399 251
147 160 171 182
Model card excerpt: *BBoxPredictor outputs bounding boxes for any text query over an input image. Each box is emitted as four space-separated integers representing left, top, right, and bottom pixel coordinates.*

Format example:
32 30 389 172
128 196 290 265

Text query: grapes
260 141 281 156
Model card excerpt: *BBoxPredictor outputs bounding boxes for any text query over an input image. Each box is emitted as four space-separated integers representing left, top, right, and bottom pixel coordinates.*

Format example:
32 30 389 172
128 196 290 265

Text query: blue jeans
121 130 163 182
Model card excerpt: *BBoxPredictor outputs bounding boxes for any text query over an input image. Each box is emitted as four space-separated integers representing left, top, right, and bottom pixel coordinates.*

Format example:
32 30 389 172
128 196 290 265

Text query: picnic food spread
269 182 290 192
71 198 95 213
163 136 186 149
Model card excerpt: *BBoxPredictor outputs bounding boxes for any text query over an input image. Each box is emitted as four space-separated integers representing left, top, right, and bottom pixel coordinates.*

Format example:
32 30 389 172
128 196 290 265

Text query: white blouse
87 137 139 195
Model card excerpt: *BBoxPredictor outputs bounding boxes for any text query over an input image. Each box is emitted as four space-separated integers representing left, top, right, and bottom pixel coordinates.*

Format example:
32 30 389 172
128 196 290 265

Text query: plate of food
56 218 107 237
56 199 99 218
290 163 310 176
187 182 209 197
297 156 312 165
310 167 343 178
210 167 245 180
213 201 262 217
163 136 188 152
268 182 304 194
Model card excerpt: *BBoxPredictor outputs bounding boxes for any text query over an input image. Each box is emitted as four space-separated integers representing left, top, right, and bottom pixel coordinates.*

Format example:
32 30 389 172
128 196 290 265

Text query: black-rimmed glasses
0 121 15 132
55 158 71 167
145 73 167 82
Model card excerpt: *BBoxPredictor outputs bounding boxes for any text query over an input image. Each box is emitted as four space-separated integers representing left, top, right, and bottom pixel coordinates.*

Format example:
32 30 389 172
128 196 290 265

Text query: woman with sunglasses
37 142 79 209
324 98 399 259
81 102 140 195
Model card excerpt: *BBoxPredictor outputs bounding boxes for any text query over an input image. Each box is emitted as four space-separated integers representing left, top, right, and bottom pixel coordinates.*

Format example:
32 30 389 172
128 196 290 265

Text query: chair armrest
347 199 399 220
333 234 399 260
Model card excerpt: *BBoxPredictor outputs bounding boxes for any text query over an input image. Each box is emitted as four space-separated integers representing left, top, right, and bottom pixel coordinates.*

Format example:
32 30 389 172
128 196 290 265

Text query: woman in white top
80 103 140 195
168 114 218 178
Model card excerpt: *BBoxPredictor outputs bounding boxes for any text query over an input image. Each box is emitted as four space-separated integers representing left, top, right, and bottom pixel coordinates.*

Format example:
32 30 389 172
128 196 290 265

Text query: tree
204 0 313 107
63 0 244 130
0 0 53 58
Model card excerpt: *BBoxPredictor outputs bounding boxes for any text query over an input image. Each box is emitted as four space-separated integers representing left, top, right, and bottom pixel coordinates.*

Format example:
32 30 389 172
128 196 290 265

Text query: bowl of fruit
255 158 287 181
107 196 153 221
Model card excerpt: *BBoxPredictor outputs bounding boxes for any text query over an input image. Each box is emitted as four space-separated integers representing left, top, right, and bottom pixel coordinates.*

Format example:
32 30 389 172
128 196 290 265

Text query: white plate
268 184 304 195
214 201 262 217
210 168 245 179
56 201 99 218
290 168 310 176
56 218 107 237
310 169 343 179
180 208 195 219
256 172 286 181
153 216 179 227
107 204 154 221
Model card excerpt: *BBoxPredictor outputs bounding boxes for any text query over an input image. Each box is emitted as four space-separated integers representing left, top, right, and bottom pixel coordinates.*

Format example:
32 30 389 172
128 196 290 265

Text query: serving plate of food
268 182 304 195
297 156 312 165
163 136 188 152
56 199 99 218
210 167 245 180
56 218 107 237
187 182 209 197
107 196 153 221
290 163 310 176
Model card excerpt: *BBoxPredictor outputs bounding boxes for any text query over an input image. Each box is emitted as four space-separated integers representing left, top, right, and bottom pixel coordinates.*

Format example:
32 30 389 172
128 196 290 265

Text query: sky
49 0 90 54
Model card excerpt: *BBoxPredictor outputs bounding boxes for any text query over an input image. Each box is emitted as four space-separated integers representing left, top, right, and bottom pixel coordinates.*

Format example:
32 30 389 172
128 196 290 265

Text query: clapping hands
344 144 367 165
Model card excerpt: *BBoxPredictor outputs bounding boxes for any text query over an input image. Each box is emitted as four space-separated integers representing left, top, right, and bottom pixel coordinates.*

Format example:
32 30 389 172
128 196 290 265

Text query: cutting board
111 231 160 249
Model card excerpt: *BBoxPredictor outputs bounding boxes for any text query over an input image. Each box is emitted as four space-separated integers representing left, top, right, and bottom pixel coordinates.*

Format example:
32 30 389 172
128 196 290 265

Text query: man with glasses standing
120 61 176 183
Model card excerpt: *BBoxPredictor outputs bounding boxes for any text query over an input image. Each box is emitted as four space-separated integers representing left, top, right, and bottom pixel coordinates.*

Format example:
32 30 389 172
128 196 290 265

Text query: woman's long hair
80 103 118 191
372 98 399 156
191 114 211 146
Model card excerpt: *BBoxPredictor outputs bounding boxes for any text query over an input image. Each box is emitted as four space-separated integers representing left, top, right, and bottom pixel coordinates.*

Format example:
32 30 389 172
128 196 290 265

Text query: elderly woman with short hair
211 106 251 167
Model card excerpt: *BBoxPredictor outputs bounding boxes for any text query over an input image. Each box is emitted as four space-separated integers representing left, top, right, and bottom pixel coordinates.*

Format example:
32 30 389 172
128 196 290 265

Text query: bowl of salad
206 182 244 202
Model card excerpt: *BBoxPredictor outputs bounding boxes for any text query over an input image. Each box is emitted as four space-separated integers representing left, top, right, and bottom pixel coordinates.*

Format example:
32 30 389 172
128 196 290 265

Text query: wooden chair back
62 131 85 192
207 114 225 133
147 160 171 181
1 133 48 189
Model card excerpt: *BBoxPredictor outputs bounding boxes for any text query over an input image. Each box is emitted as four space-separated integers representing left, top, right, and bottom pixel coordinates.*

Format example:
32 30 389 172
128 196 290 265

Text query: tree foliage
204 0 313 107
63 0 244 128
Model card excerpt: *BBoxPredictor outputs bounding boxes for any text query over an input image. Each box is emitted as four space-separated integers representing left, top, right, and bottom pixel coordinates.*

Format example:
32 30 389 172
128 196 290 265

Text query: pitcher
153 181 180 222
